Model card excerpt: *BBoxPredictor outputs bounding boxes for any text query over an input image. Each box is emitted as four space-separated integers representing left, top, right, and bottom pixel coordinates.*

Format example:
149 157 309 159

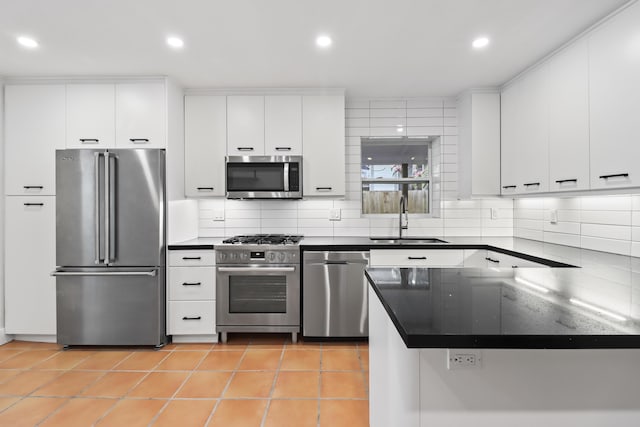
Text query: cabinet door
500 83 521 195
66 84 116 149
185 96 227 197
265 95 302 155
302 95 345 196
548 39 590 192
518 64 550 194
115 82 166 148
5 85 65 196
589 2 640 189
227 96 265 155
5 196 57 334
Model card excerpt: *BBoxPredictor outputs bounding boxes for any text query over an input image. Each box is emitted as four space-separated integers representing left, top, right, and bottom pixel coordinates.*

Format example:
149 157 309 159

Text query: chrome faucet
399 194 408 238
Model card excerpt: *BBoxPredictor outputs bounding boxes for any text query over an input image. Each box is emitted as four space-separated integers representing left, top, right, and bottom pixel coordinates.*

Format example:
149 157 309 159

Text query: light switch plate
490 208 499 219
550 209 558 224
213 210 225 221
329 208 341 221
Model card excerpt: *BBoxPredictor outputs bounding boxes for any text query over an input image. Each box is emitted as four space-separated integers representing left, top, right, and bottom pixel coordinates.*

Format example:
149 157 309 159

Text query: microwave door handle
283 163 289 192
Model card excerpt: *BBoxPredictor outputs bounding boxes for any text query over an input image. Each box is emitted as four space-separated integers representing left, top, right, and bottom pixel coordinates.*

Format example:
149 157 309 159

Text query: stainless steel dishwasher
303 251 369 337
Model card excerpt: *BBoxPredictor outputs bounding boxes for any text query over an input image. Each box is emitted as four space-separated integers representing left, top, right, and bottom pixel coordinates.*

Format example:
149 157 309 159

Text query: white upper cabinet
184 95 227 197
457 91 501 198
500 81 522 195
66 84 116 149
115 82 167 148
302 95 346 196
5 85 65 196
548 39 590 192
265 95 302 155
227 95 265 155
589 1 640 189
518 64 550 194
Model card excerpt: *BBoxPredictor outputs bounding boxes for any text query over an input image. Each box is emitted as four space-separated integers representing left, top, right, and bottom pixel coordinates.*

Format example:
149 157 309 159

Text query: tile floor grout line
317 345 323 427
204 341 250 427
147 345 211 425
259 340 287 427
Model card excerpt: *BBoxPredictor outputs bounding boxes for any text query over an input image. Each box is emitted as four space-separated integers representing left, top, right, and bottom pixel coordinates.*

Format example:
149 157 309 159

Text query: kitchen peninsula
365 254 640 427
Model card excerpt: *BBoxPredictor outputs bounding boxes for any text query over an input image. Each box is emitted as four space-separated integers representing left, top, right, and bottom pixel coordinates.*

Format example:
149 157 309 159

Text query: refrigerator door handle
51 270 157 277
94 152 103 265
104 152 115 264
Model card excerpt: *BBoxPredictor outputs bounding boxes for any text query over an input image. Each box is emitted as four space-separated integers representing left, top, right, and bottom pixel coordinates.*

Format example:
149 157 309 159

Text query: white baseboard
171 334 218 344
0 329 12 345
12 334 57 343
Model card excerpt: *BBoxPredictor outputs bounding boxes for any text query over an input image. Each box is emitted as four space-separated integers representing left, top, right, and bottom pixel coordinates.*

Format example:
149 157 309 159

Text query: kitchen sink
369 237 448 244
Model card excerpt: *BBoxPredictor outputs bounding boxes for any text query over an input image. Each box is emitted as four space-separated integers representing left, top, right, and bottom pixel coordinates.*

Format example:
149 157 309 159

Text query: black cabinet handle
599 173 629 179
130 138 150 144
275 147 291 151
182 316 202 320
23 185 44 189
408 256 427 260
523 182 540 187
182 282 202 286
316 187 332 191
196 187 214 191
237 147 254 151
182 257 202 260
485 257 500 263
24 203 44 206
502 185 516 189
555 179 577 184
80 138 99 143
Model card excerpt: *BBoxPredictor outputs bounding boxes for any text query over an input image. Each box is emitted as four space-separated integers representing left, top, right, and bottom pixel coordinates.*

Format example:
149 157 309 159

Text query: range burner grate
222 234 303 245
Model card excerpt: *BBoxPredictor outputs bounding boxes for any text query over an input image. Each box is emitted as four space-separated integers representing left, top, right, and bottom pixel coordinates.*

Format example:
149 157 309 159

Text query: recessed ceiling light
17 36 38 49
166 36 184 49
316 35 332 48
472 37 490 49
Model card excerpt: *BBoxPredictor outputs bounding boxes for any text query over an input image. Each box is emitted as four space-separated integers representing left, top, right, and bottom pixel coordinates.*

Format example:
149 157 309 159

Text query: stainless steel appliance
216 234 302 342
52 149 167 347
303 251 369 337
226 155 302 199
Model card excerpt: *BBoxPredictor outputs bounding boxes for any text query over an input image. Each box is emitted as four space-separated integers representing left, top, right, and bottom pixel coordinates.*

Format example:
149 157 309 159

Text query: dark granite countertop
365 267 640 349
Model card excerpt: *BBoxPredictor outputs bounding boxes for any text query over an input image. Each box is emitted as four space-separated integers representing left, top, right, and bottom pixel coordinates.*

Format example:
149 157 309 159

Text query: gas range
216 234 303 265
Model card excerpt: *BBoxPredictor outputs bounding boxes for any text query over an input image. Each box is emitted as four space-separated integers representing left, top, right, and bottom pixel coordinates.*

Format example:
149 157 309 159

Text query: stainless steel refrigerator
53 149 167 347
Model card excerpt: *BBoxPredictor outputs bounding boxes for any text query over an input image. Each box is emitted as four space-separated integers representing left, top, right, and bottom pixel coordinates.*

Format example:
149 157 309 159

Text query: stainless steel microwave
226 155 302 199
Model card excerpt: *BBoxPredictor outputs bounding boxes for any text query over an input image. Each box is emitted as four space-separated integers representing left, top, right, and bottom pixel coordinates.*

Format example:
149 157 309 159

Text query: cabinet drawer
169 267 216 300
370 249 464 267
169 250 215 266
486 251 548 268
168 301 215 335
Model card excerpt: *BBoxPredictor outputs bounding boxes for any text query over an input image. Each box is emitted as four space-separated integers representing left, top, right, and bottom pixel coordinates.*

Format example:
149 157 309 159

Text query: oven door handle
217 267 296 273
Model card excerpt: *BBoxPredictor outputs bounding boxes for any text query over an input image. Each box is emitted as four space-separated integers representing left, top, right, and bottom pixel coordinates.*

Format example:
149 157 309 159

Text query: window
361 137 433 215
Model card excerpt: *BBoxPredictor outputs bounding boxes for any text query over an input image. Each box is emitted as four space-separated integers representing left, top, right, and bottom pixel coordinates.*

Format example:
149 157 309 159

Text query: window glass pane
361 182 429 214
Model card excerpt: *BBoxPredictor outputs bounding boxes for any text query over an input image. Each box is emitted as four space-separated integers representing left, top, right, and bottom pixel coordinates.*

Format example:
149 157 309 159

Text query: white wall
514 194 640 257
197 97 513 238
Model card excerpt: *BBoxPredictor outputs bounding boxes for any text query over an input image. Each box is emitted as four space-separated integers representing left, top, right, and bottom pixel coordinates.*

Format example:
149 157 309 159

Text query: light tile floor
0 335 369 426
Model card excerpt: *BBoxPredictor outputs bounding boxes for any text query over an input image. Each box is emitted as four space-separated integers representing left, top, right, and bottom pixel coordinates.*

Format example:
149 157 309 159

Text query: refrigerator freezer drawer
55 268 166 346
168 301 216 335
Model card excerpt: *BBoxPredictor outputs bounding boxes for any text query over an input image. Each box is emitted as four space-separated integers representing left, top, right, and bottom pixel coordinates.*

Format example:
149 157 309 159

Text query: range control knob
268 252 276 262
241 252 249 260
278 252 286 262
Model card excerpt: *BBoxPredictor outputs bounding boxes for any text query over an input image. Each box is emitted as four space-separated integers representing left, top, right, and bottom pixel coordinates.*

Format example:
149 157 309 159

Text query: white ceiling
0 0 630 96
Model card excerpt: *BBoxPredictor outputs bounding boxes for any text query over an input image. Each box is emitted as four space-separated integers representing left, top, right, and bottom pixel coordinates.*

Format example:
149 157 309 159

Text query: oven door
216 265 300 326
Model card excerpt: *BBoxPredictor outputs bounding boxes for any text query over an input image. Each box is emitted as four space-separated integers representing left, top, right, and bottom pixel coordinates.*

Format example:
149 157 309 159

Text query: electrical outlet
447 349 482 370
213 210 225 221
550 209 558 224
329 208 341 221
490 208 499 220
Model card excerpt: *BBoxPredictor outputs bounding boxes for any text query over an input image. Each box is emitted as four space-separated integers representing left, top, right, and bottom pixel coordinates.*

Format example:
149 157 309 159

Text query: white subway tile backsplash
345 108 370 118
299 227 333 237
407 117 443 127
515 228 544 241
370 100 406 109
581 223 631 241
406 108 443 118
515 209 544 220
542 197 581 210
369 108 406 118
407 126 443 136
444 228 482 237
515 198 545 210
370 117 407 127
515 219 544 230
443 98 457 108
346 117 370 127
443 117 458 126
581 236 631 256
346 127 370 137
482 228 513 237
632 227 640 242
445 218 481 228
632 211 640 226
406 99 443 108
225 218 261 228
298 218 331 228
224 210 262 219
406 228 445 237
543 221 581 235
580 210 632 226
370 127 406 137
543 231 581 247
633 196 640 211
345 99 369 109
334 227 369 237
260 209 297 219
580 195 632 211
482 218 514 228
225 227 261 237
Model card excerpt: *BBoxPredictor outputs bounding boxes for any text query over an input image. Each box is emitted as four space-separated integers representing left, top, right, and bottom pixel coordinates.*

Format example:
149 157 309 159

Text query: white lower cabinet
370 249 464 267
4 196 57 335
167 249 217 342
